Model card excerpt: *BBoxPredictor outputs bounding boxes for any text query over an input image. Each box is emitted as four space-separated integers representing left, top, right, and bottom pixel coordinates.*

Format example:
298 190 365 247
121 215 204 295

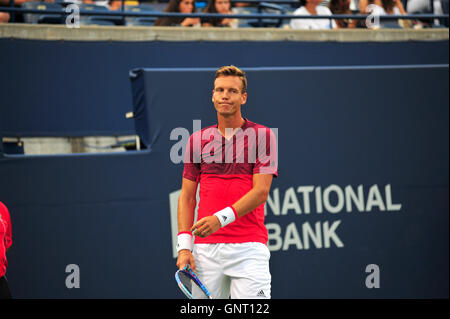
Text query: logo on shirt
257 290 266 297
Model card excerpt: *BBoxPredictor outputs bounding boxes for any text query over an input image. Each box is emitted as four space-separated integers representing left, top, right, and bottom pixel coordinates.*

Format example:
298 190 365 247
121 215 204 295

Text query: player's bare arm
176 177 198 271
192 173 273 238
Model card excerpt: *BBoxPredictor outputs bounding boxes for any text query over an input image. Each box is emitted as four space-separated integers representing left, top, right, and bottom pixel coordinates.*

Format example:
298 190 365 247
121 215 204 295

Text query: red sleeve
0 202 12 250
182 132 201 182
253 127 278 177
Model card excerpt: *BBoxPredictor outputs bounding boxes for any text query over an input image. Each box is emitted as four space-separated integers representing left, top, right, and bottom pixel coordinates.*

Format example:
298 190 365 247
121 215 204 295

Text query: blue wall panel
0 62 448 298
0 39 448 136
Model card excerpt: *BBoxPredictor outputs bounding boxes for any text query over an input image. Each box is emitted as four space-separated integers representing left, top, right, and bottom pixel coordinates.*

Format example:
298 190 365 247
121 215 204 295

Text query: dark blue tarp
0 65 448 298
0 39 448 137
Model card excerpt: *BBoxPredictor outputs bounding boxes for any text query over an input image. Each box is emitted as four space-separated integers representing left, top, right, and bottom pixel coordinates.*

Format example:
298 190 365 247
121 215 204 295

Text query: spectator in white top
406 0 444 15
364 0 406 28
290 0 338 29
359 0 406 14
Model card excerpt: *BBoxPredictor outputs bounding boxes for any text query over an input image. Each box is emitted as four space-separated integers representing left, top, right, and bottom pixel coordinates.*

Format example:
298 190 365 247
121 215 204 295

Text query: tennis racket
175 265 213 299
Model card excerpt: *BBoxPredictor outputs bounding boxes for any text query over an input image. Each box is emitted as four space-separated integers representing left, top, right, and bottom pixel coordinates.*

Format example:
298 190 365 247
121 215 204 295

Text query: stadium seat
22 2 64 24
257 2 288 28
78 3 123 26
124 4 156 27
233 2 287 28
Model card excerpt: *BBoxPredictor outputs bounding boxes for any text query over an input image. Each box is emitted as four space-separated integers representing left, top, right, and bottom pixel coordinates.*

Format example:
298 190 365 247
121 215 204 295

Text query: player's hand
177 249 196 272
191 216 221 238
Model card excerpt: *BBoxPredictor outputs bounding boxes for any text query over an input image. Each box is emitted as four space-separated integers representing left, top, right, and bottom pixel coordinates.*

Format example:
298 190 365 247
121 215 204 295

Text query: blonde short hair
215 65 247 93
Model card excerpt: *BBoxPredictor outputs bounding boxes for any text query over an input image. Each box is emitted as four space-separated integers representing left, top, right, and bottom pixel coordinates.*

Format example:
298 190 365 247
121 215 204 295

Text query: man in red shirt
176 65 278 299
0 201 12 299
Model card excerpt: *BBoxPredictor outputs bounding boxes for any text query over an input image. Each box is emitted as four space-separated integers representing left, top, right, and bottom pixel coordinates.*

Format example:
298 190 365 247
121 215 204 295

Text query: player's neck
217 114 245 140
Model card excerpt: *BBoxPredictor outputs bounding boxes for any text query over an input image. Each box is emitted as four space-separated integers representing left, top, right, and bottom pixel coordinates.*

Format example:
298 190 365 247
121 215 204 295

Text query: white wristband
177 232 193 252
214 206 237 228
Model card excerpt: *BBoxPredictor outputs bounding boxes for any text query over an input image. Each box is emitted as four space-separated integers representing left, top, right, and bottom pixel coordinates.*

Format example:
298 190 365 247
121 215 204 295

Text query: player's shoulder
189 123 217 139
245 119 274 134
0 201 9 216
245 119 266 128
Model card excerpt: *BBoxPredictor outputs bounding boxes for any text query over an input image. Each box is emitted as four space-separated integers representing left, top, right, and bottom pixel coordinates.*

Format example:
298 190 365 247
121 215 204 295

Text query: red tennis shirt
183 119 278 245
0 201 12 278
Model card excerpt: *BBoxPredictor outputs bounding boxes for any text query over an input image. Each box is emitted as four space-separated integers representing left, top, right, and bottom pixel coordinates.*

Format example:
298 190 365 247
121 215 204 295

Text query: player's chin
217 109 238 117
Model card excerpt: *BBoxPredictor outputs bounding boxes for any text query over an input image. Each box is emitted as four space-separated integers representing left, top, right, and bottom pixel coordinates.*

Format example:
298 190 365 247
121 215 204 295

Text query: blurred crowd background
0 0 448 28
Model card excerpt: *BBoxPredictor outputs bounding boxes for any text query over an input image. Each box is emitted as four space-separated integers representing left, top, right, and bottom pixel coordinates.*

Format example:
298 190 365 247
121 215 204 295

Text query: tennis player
176 65 278 299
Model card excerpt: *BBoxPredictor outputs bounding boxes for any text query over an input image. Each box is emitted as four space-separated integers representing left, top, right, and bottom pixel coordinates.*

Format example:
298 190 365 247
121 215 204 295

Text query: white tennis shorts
192 242 271 299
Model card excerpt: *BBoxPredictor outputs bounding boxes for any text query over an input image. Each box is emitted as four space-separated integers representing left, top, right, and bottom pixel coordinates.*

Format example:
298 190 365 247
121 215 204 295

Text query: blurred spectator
406 0 446 26
359 0 371 12
383 0 407 13
1 0 58 5
290 0 337 29
359 0 405 13
84 0 111 8
109 0 122 10
0 0 32 5
233 2 250 7
406 0 444 14
107 0 139 10
364 0 407 28
0 11 10 23
202 0 237 27
0 0 10 23
81 0 138 10
328 0 357 27
154 0 200 26
0 0 38 23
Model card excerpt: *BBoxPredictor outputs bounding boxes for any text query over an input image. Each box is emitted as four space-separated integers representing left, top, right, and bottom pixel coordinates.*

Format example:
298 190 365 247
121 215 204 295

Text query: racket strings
176 269 211 299
179 271 194 293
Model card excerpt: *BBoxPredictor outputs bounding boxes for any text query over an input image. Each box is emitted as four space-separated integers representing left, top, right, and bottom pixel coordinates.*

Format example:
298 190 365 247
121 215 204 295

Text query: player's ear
241 92 247 105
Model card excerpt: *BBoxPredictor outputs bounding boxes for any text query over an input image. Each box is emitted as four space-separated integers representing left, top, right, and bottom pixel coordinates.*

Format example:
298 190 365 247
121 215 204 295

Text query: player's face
212 76 247 117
